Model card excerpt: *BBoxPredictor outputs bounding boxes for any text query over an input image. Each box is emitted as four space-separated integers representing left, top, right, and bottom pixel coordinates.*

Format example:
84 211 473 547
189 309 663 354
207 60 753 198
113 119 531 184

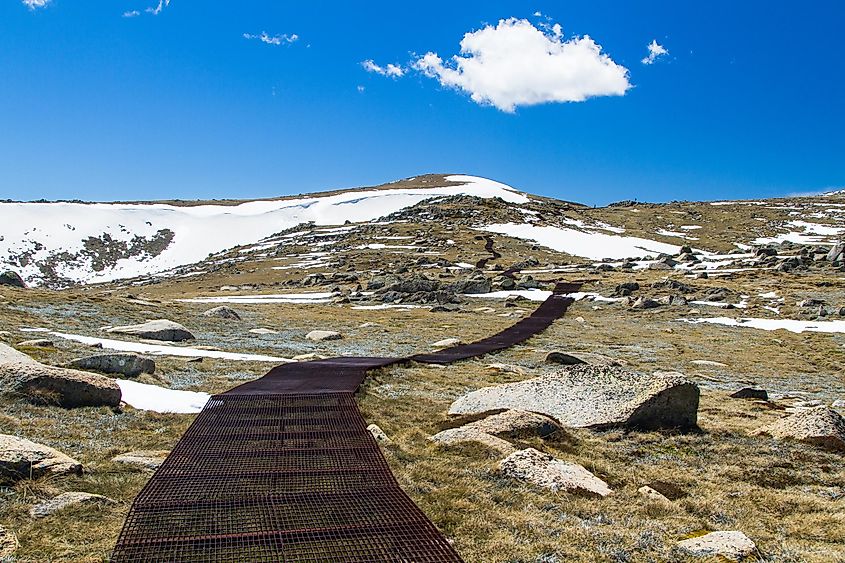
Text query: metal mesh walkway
112 281 580 562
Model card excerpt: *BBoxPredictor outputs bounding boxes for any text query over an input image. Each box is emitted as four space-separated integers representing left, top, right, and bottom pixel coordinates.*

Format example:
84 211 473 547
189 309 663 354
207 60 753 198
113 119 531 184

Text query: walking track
112 252 581 561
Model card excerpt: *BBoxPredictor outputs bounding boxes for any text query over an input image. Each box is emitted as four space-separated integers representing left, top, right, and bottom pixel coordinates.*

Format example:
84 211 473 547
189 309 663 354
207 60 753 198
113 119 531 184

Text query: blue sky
1 1 843 205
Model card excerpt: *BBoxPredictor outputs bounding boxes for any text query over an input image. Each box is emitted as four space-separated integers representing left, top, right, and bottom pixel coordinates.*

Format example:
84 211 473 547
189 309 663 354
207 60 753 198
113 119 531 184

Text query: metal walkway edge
111 280 581 562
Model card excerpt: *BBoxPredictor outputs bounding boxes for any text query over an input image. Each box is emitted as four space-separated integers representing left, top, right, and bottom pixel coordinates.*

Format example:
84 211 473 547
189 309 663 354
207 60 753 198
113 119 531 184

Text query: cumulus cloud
243 32 299 46
641 40 669 65
361 60 405 78
22 0 50 9
146 0 170 16
123 10 140 18
412 18 630 112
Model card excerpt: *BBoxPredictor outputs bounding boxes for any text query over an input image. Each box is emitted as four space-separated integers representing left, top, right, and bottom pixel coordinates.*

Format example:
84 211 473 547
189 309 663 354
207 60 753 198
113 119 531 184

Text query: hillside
0 174 843 562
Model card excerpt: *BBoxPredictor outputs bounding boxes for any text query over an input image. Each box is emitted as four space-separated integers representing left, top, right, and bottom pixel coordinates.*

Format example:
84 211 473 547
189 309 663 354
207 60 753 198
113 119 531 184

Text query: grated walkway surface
112 280 580 562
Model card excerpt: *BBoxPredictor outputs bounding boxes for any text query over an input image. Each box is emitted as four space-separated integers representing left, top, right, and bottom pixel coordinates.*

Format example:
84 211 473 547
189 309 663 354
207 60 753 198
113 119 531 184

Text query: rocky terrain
0 174 843 561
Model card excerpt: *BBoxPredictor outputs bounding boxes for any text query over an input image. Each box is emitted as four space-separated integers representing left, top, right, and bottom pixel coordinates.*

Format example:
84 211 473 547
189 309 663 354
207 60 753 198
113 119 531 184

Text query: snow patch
116 379 210 413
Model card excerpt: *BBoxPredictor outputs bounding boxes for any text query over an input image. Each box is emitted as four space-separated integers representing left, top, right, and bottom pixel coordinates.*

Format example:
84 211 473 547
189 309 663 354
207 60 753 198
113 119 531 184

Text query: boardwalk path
112 275 581 561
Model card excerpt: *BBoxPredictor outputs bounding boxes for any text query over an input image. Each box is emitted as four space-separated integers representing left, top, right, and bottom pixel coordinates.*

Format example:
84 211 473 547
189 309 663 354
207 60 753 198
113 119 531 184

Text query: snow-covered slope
0 175 527 286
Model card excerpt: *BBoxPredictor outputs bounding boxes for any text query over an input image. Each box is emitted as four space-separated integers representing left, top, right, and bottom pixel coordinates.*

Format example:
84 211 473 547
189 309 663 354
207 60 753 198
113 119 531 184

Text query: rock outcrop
449 365 699 430
498 448 611 497
305 330 342 342
460 409 562 439
0 271 26 288
367 424 391 444
29 491 117 518
202 306 242 320
0 434 82 483
677 531 757 560
68 353 155 377
755 407 845 452
106 319 195 342
0 344 121 407
431 427 516 455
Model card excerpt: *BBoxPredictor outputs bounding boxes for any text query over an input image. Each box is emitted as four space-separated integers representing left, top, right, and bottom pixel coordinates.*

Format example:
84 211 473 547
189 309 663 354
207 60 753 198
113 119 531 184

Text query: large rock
827 242 845 263
0 434 82 483
305 330 342 342
544 351 586 365
202 306 242 321
0 525 18 557
499 448 611 497
677 531 757 560
112 450 169 470
68 353 155 378
106 319 195 342
462 410 562 439
30 491 117 518
755 407 845 452
430 427 516 455
0 271 26 288
0 344 121 408
449 365 699 430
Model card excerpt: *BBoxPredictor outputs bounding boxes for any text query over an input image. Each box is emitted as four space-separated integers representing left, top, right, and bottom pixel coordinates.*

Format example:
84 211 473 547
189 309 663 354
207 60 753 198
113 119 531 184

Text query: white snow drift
116 379 210 414
480 223 680 260
685 317 845 334
0 175 527 286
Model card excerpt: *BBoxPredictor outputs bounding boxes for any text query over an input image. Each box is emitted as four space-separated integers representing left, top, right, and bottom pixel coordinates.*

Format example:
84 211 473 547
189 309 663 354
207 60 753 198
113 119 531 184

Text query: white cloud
243 32 299 46
413 18 630 112
123 10 140 18
357 85 366 93
22 0 50 9
361 60 405 78
641 40 669 65
145 0 170 16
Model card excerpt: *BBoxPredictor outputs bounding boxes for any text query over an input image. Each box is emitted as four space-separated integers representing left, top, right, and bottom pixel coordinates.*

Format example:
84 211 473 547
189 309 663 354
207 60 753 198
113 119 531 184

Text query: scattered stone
305 330 342 342
0 343 121 408
29 491 117 518
631 297 661 309
106 319 194 342
431 337 461 348
730 388 768 401
755 407 845 452
367 424 391 444
0 434 82 483
0 271 26 288
449 365 699 430
498 448 611 497
613 282 640 297
430 428 516 455
827 242 845 263
638 485 671 503
833 399 845 409
646 480 686 500
544 351 586 365
293 353 324 361
202 306 242 320
68 353 155 378
677 531 757 560
112 450 169 470
462 410 562 439
0 525 18 557
17 339 54 348
249 328 278 335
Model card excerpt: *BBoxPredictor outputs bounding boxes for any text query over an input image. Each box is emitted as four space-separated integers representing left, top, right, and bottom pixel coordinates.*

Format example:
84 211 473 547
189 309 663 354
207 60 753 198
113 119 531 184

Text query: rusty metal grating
112 277 580 562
